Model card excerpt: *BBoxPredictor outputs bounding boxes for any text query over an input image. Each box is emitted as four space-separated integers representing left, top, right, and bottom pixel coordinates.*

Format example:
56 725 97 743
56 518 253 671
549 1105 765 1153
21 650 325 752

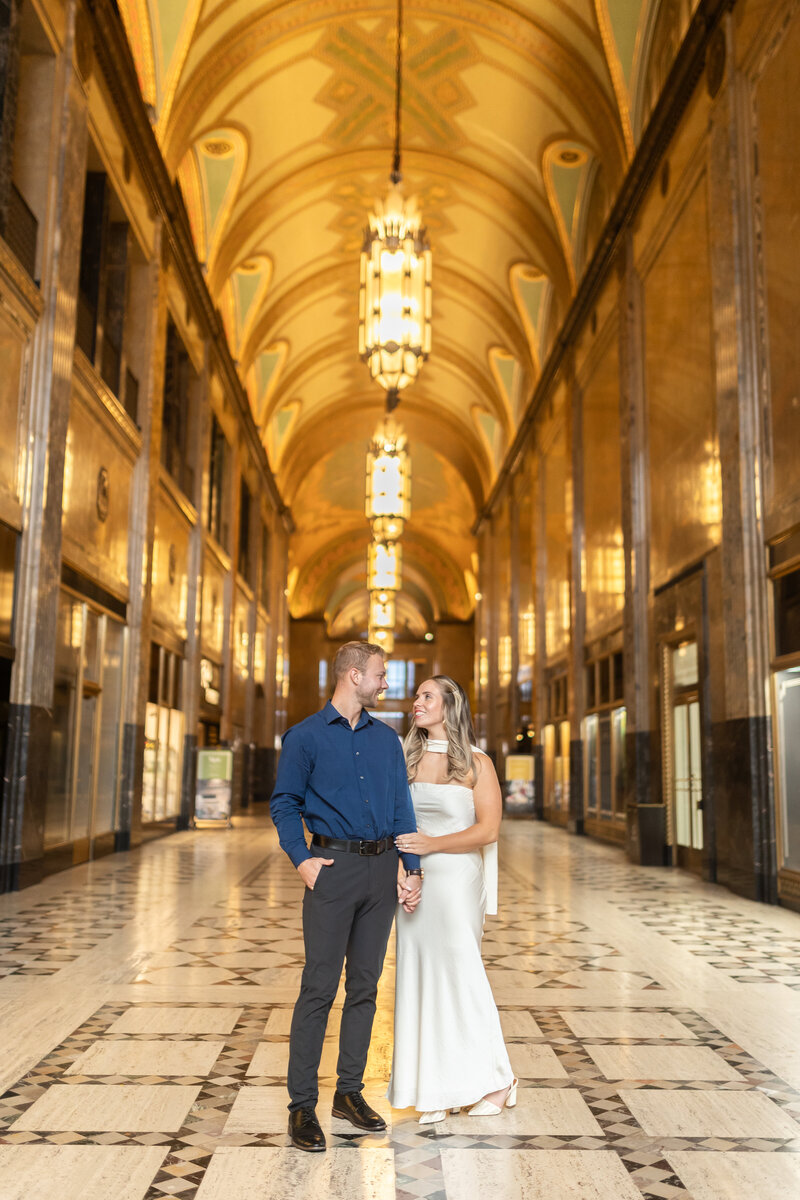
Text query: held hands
297 856 334 890
396 859 422 913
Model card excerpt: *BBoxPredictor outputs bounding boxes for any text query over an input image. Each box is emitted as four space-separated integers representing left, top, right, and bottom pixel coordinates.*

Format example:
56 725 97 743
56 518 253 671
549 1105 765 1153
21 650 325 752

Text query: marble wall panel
643 173 720 589
543 412 570 662
0 302 25 525
230 583 251 727
753 11 800 516
151 484 192 640
581 330 623 639
200 548 227 664
61 383 136 599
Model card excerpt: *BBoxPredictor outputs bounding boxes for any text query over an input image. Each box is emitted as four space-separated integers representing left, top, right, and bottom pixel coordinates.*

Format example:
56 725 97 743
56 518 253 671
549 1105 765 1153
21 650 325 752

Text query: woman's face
412 679 445 730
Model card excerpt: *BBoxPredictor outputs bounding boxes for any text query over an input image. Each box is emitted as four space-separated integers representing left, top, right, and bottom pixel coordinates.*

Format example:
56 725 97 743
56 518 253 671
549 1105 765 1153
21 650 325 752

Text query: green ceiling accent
605 0 643 87
155 0 184 79
256 350 282 399
202 149 237 235
550 147 585 244
518 275 547 332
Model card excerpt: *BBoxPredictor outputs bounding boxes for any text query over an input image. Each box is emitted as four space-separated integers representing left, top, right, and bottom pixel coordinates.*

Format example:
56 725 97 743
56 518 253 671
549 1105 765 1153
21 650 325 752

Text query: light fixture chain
391 0 403 184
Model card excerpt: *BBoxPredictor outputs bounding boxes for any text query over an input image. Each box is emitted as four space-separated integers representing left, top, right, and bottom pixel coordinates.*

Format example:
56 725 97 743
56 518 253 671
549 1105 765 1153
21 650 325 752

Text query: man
270 641 423 1152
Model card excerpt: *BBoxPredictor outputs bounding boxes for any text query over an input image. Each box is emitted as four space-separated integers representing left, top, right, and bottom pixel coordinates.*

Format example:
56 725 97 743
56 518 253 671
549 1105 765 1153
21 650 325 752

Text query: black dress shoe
288 1107 326 1152
331 1090 387 1131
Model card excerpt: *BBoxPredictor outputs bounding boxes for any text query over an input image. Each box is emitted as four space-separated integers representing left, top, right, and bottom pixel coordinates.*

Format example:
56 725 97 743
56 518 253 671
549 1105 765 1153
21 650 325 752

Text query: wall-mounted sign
194 748 233 826
504 754 535 814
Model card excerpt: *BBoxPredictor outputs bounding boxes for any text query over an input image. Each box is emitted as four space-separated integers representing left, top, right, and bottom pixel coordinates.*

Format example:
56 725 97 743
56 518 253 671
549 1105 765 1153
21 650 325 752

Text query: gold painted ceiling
118 0 688 638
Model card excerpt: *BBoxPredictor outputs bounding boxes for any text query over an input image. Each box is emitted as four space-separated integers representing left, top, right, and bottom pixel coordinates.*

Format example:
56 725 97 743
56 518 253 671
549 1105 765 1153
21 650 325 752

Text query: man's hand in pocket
298 857 334 889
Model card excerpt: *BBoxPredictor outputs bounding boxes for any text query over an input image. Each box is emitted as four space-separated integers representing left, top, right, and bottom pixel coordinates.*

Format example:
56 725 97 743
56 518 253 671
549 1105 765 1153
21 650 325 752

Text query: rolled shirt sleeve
269 727 313 868
392 736 421 872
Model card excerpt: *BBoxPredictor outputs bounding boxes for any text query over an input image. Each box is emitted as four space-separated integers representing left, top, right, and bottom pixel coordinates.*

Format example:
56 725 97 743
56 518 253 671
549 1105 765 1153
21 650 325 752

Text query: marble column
707 16 774 902
178 350 210 830
118 225 169 851
533 446 547 819
1 4 88 889
0 0 21 238
567 357 585 835
618 236 658 864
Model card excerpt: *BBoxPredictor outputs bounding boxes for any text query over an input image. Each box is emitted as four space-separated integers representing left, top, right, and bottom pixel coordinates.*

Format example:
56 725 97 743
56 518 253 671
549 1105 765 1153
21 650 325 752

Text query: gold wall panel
61 388 134 598
755 13 800 512
201 547 227 663
0 309 25 525
544 414 570 661
582 331 623 638
151 484 192 639
643 174 720 589
230 583 252 727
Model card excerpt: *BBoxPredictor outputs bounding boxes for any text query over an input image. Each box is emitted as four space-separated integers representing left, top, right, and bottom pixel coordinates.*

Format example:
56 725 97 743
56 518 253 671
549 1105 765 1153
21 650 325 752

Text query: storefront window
775 667 800 872
142 642 185 822
584 714 598 811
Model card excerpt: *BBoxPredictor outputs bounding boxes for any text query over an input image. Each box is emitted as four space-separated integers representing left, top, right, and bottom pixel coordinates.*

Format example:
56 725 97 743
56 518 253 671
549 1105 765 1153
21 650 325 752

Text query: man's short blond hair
333 640 384 683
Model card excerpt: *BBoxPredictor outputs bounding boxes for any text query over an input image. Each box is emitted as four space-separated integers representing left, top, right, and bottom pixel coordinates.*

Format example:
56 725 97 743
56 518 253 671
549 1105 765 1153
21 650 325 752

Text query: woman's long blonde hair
403 675 478 782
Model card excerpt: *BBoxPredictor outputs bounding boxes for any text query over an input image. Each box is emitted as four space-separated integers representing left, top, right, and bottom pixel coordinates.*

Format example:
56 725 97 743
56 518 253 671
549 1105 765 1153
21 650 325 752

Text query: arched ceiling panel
117 0 676 634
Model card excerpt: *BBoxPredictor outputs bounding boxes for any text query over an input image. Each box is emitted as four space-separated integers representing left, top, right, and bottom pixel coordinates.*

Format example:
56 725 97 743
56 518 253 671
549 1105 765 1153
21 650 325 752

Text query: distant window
238 477 253 584
208 415 230 549
161 318 197 498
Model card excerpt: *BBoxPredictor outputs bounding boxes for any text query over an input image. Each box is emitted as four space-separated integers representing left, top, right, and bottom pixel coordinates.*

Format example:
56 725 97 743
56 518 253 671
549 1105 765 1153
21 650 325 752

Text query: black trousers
287 845 398 1111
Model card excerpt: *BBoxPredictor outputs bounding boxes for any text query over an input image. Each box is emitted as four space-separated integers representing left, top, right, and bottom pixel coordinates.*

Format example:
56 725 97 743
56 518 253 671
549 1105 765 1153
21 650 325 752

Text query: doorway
664 641 704 873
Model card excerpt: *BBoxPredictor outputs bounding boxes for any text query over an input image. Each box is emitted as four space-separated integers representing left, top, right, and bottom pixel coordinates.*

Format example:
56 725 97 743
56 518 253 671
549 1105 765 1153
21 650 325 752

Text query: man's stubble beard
356 683 381 708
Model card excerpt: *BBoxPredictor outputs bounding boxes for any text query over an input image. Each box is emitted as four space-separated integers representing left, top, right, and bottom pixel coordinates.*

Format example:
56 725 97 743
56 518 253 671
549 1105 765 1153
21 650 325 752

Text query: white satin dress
387 745 513 1112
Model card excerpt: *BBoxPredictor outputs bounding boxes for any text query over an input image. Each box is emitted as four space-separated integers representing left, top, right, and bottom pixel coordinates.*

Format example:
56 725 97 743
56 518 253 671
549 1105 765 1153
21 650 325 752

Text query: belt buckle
359 840 376 855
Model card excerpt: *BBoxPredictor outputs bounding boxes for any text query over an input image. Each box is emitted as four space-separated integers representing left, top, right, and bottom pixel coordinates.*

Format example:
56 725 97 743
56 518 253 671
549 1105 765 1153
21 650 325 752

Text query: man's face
354 655 387 707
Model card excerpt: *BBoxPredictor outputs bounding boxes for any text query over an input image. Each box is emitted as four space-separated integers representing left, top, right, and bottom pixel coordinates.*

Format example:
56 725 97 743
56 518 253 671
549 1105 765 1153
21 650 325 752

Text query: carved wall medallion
706 27 726 99
96 467 109 522
168 543 177 585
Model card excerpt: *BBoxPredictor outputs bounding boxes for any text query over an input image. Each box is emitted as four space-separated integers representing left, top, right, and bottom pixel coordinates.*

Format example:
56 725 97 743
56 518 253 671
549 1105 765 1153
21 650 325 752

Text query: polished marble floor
0 816 799 1198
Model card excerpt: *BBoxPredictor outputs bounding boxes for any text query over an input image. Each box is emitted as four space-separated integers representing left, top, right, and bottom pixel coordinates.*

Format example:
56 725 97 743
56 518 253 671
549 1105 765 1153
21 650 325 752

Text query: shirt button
359 776 364 780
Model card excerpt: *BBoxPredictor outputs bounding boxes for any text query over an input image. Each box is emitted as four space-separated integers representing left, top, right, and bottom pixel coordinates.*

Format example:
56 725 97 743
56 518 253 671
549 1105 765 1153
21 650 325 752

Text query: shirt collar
323 700 373 729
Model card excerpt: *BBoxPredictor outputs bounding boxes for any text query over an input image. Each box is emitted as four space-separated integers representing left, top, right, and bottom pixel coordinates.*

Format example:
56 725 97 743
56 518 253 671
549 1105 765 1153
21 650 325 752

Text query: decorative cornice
72 348 143 461
473 0 737 533
85 0 292 534
0 238 45 330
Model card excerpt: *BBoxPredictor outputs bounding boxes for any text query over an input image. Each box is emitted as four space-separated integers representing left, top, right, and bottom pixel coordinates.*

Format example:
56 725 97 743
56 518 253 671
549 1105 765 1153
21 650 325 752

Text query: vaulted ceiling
118 0 684 638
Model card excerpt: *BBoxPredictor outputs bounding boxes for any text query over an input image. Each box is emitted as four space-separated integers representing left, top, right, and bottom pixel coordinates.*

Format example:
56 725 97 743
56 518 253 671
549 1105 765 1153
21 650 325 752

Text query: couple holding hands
270 640 516 1152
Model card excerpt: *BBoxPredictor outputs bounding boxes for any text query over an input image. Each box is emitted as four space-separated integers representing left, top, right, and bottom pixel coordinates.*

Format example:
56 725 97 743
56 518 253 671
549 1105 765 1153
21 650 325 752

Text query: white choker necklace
425 738 448 754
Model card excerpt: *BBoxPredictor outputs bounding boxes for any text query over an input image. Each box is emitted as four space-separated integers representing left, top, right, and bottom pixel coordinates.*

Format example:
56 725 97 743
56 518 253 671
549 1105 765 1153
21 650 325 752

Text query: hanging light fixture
368 539 402 591
369 626 395 655
358 0 432 412
369 589 396 631
365 417 411 541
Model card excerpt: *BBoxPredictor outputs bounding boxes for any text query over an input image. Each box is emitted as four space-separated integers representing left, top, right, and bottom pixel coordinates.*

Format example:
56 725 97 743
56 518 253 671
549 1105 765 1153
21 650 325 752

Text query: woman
387 675 516 1123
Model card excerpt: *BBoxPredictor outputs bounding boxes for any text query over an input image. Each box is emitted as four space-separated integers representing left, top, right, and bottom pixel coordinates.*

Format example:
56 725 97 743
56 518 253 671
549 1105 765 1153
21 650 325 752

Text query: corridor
0 817 799 1199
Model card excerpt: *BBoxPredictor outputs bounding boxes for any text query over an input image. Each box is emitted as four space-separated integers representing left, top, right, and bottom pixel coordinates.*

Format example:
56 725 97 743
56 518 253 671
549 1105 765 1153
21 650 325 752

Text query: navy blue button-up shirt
270 701 420 870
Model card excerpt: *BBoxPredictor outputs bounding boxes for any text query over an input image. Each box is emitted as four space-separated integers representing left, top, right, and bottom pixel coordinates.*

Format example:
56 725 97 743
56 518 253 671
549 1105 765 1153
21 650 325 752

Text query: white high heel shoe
418 1107 462 1125
468 1077 518 1116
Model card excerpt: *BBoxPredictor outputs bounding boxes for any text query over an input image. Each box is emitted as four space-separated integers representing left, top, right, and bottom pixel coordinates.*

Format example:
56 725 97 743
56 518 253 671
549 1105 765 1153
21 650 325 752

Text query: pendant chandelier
365 418 411 542
358 0 432 412
368 539 402 591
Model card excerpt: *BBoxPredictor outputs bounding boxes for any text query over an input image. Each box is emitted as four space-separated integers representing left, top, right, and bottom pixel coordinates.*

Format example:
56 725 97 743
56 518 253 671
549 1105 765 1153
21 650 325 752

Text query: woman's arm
395 755 502 856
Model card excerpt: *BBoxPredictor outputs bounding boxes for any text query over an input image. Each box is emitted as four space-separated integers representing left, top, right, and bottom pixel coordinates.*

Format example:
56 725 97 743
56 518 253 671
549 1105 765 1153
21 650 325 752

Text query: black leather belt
311 833 394 856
